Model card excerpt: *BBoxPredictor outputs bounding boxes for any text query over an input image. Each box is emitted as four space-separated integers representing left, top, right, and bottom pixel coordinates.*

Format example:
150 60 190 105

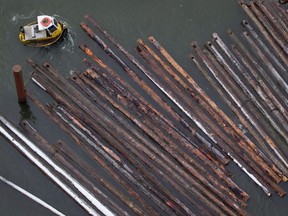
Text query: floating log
202 47 288 176
191 41 286 196
148 35 286 181
79 44 231 173
20 121 128 216
228 28 288 111
241 31 288 98
248 2 288 55
212 33 288 144
239 1 288 64
29 67 174 215
255 1 288 43
75 71 247 214
82 17 230 164
0 115 100 216
27 93 159 216
0 174 65 216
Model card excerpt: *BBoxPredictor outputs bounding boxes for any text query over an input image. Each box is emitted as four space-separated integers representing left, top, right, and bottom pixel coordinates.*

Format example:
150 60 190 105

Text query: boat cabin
21 15 60 41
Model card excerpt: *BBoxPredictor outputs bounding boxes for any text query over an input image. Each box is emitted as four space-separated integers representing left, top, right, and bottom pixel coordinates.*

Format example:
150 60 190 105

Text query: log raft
14 1 287 215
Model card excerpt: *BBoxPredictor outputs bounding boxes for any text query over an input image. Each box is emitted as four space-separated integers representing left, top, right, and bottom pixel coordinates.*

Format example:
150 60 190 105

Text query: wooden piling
13 64 26 103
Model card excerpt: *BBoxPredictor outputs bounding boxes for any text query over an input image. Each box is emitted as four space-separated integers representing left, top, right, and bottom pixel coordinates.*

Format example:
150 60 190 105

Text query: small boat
19 15 67 47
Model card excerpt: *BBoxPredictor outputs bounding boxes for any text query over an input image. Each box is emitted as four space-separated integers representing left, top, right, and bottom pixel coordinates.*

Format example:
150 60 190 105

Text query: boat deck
24 24 47 40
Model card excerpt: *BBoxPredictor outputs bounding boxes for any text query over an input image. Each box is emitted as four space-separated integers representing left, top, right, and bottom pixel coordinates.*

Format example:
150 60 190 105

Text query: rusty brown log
79 44 231 177
20 122 129 215
212 33 288 144
77 71 248 212
27 90 156 216
140 38 285 186
191 42 287 196
229 28 288 108
239 1 288 64
249 2 288 55
202 48 288 177
83 64 249 204
78 65 239 215
140 39 286 198
149 36 288 181
81 18 229 164
70 75 206 216
255 1 288 42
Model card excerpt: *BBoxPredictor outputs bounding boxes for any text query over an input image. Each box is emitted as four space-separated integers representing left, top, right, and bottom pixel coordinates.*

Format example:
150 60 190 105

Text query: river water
0 0 287 215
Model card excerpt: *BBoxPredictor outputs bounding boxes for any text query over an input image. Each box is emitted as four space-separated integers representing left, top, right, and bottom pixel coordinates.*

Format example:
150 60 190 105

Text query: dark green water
0 0 287 215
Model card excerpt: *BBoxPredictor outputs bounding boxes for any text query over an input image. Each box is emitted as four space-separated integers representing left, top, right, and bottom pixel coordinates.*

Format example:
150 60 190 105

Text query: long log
228 29 288 112
27 82 158 216
80 45 231 179
31 67 179 215
20 121 129 216
201 48 288 175
148 36 286 181
81 18 229 164
0 116 101 216
255 1 288 43
76 71 247 212
249 2 288 55
82 65 248 202
212 33 288 144
58 99 198 216
191 42 282 196
239 1 288 65
77 66 236 215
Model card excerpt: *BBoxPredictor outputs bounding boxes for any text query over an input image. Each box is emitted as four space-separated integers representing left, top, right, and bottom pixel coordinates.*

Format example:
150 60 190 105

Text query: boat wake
11 10 36 25
53 14 77 54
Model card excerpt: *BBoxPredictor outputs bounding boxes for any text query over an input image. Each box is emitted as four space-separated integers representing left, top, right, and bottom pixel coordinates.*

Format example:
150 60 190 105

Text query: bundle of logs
21 1 287 215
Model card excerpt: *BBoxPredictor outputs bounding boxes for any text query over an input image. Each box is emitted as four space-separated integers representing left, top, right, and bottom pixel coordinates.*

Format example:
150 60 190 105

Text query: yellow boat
19 15 67 47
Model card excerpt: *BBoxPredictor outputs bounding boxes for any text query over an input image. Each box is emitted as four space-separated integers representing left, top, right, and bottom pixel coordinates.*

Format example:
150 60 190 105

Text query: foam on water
10 10 36 25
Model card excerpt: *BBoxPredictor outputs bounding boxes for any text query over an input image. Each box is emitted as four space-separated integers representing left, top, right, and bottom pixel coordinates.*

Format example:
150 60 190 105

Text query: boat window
54 19 58 27
48 24 57 33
